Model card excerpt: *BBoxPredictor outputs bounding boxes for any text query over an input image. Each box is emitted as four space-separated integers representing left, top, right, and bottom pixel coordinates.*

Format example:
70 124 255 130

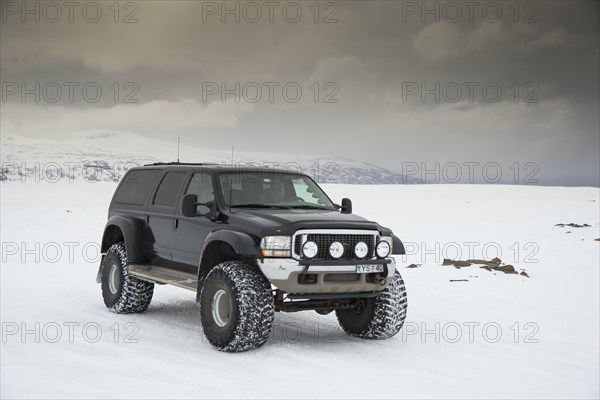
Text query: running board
128 264 198 292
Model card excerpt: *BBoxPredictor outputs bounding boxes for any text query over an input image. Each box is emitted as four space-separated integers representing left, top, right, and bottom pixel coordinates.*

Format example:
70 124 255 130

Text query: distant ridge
0 130 424 184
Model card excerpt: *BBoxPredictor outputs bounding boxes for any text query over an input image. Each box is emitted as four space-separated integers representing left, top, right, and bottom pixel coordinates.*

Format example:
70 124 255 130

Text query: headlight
376 237 392 258
329 241 344 259
354 241 368 258
302 241 318 259
260 236 291 257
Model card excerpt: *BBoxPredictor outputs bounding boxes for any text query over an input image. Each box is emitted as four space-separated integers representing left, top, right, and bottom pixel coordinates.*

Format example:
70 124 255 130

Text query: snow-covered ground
1 181 599 399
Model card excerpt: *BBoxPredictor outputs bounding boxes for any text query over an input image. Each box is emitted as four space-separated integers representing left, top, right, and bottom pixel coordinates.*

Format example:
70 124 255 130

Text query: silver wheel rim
211 289 231 327
108 263 119 294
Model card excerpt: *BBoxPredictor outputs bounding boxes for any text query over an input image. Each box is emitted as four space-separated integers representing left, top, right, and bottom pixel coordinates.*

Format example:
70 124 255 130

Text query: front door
172 172 217 274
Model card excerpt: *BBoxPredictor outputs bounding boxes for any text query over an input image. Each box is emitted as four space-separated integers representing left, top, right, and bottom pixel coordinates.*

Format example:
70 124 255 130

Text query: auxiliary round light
302 241 318 259
376 241 391 258
354 242 368 258
329 241 344 259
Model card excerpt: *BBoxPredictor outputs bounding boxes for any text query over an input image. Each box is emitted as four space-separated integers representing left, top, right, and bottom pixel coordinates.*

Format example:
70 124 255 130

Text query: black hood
223 208 386 237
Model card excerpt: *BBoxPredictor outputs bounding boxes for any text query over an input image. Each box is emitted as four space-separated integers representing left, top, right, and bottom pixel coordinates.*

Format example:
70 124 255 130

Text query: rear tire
101 242 154 314
200 261 274 352
336 270 407 339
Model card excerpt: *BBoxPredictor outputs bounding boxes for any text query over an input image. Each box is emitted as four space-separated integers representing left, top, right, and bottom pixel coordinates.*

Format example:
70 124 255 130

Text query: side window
185 173 215 214
114 169 161 205
153 172 186 208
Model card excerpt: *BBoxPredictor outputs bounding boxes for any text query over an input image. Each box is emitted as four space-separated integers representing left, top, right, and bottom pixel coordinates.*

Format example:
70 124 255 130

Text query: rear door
144 170 187 267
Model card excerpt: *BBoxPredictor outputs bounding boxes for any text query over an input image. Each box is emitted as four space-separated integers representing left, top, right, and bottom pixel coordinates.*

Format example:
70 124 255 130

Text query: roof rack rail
143 162 219 166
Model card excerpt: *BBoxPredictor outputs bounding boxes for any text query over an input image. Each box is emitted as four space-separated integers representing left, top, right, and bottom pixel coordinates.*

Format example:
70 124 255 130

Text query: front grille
294 232 376 260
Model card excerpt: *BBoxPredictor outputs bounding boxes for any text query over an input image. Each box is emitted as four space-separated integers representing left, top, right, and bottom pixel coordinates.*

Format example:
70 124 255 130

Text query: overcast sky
1 0 598 185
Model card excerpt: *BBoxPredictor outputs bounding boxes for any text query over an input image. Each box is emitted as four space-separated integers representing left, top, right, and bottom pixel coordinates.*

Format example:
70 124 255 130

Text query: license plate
356 264 384 273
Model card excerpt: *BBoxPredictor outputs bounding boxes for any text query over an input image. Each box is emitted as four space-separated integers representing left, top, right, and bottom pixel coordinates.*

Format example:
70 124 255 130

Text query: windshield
219 172 336 209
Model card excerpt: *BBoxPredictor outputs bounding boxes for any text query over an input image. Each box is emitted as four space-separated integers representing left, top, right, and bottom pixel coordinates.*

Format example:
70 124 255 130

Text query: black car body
98 163 408 351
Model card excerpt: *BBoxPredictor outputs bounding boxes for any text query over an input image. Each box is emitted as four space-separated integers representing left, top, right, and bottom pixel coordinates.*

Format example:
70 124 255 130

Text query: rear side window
153 172 186 207
114 169 161 205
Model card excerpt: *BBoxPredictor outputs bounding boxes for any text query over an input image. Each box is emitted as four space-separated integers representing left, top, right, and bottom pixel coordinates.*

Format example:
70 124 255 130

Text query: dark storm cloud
0 0 598 185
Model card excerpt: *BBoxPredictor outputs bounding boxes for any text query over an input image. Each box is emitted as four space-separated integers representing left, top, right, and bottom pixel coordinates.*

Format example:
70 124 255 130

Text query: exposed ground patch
442 257 529 277
555 223 591 228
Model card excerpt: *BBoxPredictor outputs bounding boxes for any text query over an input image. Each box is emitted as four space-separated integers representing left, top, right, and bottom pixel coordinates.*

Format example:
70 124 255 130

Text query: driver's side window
185 173 214 214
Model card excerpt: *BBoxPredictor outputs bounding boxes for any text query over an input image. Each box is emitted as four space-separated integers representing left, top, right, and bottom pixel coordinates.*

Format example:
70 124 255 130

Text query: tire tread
102 242 154 314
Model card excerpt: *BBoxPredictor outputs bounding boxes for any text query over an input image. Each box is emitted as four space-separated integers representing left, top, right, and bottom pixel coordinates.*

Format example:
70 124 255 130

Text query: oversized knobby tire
336 270 407 339
200 261 275 352
101 242 154 314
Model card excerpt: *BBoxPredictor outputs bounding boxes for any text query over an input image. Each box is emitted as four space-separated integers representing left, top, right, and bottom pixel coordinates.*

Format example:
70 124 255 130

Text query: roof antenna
177 136 180 163
229 145 234 213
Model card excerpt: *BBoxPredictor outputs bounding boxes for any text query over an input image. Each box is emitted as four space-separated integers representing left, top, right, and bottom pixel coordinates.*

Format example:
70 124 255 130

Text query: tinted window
114 169 161 205
186 174 214 202
185 174 215 214
153 172 186 208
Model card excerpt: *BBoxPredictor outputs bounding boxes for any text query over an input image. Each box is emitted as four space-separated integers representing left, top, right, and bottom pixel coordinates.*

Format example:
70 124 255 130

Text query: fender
97 216 146 283
195 229 261 301
381 227 405 255
200 229 261 260
391 234 406 255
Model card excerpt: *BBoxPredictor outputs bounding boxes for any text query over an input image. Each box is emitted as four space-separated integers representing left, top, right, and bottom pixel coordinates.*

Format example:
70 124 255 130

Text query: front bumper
257 256 396 294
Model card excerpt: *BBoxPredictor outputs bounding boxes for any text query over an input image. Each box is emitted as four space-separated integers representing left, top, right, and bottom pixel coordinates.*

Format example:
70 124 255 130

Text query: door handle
146 215 149 224
174 218 179 229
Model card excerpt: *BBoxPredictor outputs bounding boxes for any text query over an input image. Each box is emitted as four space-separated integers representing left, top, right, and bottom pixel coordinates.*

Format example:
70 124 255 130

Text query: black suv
97 163 408 352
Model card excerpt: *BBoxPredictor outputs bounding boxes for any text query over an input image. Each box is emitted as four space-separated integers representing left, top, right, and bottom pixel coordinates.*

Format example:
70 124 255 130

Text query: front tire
336 270 407 339
200 261 275 352
101 242 154 313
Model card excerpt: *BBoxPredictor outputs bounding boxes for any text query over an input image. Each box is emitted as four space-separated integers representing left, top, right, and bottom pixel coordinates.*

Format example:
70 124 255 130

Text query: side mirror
198 201 217 219
182 194 218 219
182 194 198 217
341 198 352 214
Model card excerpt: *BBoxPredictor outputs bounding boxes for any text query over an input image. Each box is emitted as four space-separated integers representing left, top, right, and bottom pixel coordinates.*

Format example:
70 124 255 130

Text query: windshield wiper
288 204 333 210
231 204 291 209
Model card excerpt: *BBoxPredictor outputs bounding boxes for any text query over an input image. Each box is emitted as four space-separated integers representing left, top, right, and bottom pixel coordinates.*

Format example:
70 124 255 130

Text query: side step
128 264 198 292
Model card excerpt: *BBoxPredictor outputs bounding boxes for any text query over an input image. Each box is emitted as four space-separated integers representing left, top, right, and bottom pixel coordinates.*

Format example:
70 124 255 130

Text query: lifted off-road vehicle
98 163 407 352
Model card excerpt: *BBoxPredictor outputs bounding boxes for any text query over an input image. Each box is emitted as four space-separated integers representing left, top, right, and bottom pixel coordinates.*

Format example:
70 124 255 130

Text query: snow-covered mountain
0 131 423 184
